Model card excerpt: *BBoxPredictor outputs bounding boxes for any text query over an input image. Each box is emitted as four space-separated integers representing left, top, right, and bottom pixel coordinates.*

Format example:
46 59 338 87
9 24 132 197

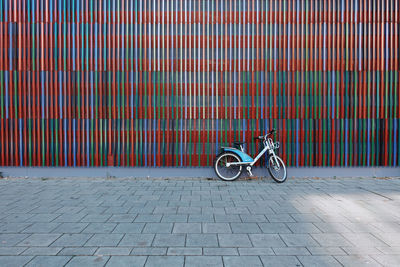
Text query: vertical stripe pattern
0 0 399 167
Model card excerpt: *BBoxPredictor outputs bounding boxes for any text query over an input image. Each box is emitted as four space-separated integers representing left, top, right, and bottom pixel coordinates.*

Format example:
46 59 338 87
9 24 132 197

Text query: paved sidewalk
0 176 400 266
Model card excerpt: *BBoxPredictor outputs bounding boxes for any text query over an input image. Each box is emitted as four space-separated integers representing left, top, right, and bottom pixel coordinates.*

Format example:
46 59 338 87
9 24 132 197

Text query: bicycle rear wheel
214 153 243 181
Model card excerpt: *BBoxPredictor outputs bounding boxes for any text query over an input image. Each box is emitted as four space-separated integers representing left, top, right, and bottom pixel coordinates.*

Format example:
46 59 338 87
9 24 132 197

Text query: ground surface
0 176 400 266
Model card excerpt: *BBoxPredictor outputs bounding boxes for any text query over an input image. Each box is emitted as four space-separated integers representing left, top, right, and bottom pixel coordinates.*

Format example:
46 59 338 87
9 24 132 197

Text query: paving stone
186 234 218 247
118 234 155 247
106 256 146 267
84 234 123 247
108 215 136 223
173 223 201 233
214 215 242 223
112 223 144 233
188 214 214 223
167 247 202 255
17 234 61 247
2 214 35 223
22 223 61 233
311 233 354 247
161 215 188 223
203 248 238 256
82 223 116 234
203 223 231 233
218 234 252 247
0 247 27 255
291 213 323 223
25 256 71 267
134 215 162 223
53 213 87 223
58 247 97 256
239 215 268 223
225 207 250 215
145 256 184 267
260 255 302 266
297 255 342 266
341 233 388 247
177 207 202 214
185 256 223 267
230 223 261 233
28 214 61 223
376 246 400 255
266 214 296 223
0 223 31 233
238 248 274 255
81 215 111 223
130 247 167 256
51 234 93 247
313 222 352 233
0 234 30 247
273 247 311 256
152 234 185 247
142 223 173 234
65 255 109 266
286 223 322 234
279 234 320 247
95 247 132 256
153 207 178 214
223 256 263 267
334 255 381 267
52 223 89 234
258 223 292 234
0 256 34 266
247 206 275 215
22 247 62 256
249 234 286 247
370 255 400 267
307 247 346 256
341 246 383 255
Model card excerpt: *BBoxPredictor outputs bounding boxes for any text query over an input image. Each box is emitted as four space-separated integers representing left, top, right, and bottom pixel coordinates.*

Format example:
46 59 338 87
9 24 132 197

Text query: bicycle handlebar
254 129 276 141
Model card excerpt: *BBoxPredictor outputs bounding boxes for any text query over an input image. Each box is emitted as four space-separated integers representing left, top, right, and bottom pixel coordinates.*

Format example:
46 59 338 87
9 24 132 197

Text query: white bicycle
214 129 287 183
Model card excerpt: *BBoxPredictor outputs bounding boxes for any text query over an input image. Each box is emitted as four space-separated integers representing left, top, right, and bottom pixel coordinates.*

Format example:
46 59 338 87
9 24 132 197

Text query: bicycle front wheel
214 153 243 181
267 156 287 183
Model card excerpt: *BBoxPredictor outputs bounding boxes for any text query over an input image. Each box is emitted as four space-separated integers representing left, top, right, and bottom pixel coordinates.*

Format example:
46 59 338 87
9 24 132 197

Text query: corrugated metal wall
0 0 399 167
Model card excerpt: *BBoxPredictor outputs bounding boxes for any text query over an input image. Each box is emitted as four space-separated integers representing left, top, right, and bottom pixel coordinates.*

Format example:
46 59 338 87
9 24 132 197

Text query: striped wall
0 0 399 167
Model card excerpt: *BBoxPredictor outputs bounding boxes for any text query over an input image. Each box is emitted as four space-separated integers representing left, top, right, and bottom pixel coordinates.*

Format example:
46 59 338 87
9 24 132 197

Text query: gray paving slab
22 247 62 256
218 234 252 247
185 256 223 267
223 256 263 267
106 256 146 267
17 234 61 247
57 247 97 256
0 256 34 266
145 256 184 267
25 255 71 267
1 177 400 264
186 234 218 247
84 234 123 247
260 255 302 266
118 234 155 247
152 234 185 247
65 255 109 266
249 234 286 247
0 247 27 255
297 255 342 266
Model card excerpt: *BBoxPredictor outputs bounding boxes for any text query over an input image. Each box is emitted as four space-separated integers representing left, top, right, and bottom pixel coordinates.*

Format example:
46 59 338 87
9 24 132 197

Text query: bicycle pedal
246 166 253 177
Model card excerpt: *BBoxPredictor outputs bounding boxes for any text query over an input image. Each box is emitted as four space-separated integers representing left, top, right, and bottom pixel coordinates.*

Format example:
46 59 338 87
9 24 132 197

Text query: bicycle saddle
233 141 245 146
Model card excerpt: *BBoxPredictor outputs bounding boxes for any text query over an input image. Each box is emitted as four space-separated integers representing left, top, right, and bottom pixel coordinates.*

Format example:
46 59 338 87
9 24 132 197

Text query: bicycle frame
226 138 279 167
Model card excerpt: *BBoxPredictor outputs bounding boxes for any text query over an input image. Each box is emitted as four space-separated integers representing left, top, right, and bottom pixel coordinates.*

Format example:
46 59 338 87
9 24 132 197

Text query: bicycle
214 129 287 183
